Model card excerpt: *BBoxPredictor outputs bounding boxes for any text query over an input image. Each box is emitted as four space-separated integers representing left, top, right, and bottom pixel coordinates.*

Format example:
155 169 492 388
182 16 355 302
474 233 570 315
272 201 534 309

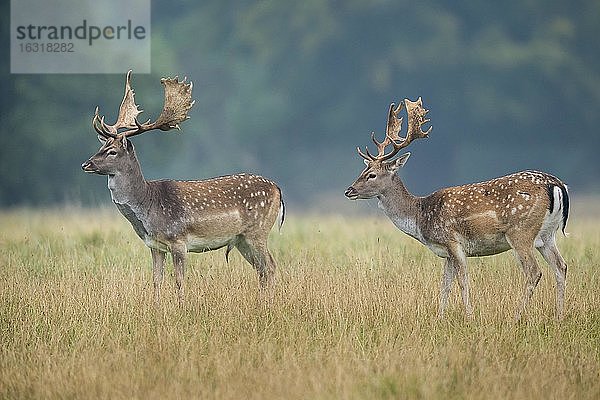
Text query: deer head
345 98 432 200
82 70 194 175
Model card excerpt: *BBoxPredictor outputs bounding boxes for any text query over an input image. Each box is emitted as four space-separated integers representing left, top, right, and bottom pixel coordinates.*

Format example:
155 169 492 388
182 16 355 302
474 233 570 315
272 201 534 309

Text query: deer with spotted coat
82 71 284 305
345 98 569 320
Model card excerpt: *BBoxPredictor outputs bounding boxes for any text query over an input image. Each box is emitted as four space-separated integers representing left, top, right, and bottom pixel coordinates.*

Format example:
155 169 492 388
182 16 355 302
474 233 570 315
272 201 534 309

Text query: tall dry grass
1 205 599 399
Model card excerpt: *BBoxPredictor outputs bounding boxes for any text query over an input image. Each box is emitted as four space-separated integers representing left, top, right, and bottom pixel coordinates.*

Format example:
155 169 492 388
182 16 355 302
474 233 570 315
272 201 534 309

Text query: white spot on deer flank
519 193 531 201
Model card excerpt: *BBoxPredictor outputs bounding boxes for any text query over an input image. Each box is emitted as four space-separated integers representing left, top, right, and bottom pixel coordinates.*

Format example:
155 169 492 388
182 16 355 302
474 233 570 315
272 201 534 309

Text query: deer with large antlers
345 98 569 320
82 71 284 305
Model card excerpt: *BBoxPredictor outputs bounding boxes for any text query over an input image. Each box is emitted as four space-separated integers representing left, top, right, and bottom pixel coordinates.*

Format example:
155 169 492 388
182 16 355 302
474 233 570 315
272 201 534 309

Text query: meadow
1 203 599 399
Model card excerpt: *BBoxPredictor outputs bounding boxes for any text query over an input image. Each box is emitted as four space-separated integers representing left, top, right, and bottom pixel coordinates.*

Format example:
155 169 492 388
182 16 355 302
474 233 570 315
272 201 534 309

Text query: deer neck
378 175 424 242
107 153 149 206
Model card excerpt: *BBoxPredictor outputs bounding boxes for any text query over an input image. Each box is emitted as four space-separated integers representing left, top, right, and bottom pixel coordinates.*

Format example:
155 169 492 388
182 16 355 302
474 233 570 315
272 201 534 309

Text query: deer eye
107 149 118 156
367 173 377 180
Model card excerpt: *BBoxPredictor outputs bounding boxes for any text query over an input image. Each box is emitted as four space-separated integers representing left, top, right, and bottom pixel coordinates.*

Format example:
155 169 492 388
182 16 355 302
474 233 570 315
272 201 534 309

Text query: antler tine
122 74 194 138
403 97 432 144
92 106 118 138
374 102 407 161
356 146 374 161
100 116 113 134
90 70 141 139
372 101 406 161
92 107 104 136
379 97 431 161
385 102 404 142
113 69 142 130
357 98 431 163
370 131 389 158
357 102 402 162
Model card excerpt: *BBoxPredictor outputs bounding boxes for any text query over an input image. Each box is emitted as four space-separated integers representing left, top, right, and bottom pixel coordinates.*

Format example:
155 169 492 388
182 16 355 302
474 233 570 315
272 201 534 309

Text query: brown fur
346 98 569 320
83 71 284 305
84 138 284 305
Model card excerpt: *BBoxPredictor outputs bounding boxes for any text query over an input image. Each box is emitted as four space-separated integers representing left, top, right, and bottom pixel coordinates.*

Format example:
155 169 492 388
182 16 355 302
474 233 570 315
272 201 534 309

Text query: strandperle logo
15 19 147 46
11 0 151 74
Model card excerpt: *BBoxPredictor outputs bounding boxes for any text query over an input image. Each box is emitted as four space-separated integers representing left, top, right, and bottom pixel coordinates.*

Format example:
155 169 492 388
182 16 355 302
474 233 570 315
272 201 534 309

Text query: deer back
141 174 283 250
419 170 568 255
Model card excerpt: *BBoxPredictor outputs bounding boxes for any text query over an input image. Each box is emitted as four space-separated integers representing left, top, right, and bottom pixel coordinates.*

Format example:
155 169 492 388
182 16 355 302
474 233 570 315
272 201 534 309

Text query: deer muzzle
81 159 98 173
345 186 359 200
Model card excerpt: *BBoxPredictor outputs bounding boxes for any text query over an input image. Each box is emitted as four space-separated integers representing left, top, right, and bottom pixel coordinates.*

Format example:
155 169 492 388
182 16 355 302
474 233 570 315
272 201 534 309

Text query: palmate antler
357 97 432 162
92 70 195 139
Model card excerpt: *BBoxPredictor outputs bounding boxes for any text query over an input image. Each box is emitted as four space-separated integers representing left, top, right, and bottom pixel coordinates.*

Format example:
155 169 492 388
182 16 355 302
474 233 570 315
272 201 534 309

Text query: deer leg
151 248 166 305
171 243 187 306
236 236 276 289
537 238 568 320
511 244 542 321
447 244 473 319
438 257 457 318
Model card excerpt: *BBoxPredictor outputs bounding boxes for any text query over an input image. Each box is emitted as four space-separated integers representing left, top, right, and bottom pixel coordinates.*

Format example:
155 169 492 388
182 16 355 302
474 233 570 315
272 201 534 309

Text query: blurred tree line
1 0 599 207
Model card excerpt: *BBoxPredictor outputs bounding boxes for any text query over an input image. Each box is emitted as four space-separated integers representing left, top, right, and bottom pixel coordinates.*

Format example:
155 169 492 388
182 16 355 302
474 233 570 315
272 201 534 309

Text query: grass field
1 204 600 399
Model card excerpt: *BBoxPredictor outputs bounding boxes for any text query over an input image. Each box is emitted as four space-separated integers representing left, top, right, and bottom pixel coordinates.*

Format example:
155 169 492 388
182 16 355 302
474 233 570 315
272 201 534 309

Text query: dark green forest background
1 0 599 208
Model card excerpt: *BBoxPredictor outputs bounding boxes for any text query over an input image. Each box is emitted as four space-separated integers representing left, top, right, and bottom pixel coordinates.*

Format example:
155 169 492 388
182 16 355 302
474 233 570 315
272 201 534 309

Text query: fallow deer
82 71 284 305
345 98 569 320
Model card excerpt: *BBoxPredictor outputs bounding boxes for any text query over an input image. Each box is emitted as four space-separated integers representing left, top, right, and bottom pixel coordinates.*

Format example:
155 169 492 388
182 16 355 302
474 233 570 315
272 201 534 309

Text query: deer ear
97 135 107 144
385 152 411 173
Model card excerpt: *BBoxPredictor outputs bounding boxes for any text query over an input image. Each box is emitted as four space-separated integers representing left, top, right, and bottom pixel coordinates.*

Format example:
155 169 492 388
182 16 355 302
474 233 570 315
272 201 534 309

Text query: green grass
1 207 599 399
